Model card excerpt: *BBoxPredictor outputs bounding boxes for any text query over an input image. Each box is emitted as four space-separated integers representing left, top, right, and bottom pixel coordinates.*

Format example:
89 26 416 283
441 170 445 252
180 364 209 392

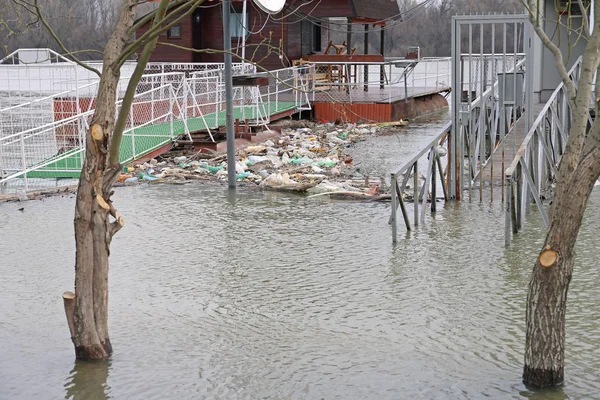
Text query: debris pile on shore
119 121 409 200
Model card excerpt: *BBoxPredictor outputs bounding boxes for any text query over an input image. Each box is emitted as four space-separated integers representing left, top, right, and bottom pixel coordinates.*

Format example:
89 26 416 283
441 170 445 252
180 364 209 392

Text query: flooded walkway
1 112 600 399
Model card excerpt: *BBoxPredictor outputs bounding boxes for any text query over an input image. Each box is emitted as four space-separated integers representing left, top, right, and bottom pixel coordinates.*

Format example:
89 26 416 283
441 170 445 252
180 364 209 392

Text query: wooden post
63 291 76 340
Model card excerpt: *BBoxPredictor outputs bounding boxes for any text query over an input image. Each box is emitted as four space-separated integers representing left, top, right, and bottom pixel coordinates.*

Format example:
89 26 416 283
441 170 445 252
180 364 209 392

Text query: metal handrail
503 56 582 246
0 48 74 64
1 64 312 190
390 121 451 242
505 58 581 176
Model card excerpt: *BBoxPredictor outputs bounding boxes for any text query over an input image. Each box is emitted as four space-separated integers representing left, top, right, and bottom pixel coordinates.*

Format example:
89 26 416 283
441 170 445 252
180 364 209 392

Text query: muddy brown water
1 110 599 399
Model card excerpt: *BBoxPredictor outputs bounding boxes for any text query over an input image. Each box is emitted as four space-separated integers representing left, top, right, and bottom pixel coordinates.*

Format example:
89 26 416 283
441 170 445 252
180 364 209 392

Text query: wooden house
135 0 400 70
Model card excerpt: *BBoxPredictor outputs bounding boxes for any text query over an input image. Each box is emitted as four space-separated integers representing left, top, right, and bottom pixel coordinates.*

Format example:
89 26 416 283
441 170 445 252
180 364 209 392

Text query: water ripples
2 121 600 398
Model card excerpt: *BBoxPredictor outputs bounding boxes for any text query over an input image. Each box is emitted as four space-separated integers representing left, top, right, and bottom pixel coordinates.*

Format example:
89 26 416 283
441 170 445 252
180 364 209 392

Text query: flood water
2 110 600 399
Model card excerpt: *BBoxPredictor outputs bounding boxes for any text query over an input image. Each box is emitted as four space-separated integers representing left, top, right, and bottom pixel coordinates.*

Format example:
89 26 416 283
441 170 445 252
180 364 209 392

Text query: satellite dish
252 0 285 14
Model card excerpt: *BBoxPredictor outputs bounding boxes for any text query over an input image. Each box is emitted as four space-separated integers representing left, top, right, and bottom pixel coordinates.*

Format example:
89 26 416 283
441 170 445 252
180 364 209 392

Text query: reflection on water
518 387 569 400
65 361 110 400
1 113 600 399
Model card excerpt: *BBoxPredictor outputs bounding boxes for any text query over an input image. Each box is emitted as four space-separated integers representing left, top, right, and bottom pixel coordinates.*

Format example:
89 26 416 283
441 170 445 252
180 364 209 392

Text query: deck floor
313 86 451 104
476 102 544 188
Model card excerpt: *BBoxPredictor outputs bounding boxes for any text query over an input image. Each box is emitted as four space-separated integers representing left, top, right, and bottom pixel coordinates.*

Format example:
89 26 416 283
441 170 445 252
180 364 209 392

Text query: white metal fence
0 55 312 194
310 57 451 104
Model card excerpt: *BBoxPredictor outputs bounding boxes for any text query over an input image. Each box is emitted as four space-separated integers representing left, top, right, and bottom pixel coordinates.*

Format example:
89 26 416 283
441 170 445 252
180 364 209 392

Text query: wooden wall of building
136 0 353 69
137 15 194 63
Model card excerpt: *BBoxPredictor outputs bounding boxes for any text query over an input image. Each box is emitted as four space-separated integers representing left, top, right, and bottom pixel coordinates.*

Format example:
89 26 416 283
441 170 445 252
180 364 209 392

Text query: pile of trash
117 121 409 201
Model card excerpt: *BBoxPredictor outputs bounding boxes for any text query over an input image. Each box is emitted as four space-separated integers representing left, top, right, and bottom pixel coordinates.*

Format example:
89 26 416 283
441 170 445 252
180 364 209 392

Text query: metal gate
450 14 534 200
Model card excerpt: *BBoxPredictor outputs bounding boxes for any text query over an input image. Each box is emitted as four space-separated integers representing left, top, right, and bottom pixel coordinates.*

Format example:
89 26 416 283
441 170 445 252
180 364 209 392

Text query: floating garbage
111 119 411 200
316 160 336 168
139 173 158 182
205 165 222 173
236 172 251 180
173 156 187 163
246 155 269 165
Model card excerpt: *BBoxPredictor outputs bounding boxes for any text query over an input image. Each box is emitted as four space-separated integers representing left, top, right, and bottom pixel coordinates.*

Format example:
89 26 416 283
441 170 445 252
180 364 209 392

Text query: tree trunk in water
523 151 600 387
63 3 133 360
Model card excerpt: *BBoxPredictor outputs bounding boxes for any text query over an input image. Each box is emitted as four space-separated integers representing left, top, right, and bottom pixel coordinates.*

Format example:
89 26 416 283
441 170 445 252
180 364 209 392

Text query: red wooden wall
136 0 353 70
138 15 195 63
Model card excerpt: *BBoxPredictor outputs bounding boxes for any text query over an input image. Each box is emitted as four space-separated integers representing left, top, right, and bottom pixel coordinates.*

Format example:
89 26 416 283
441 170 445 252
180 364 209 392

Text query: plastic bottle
236 172 251 180
139 173 158 181
317 160 336 168
207 165 223 173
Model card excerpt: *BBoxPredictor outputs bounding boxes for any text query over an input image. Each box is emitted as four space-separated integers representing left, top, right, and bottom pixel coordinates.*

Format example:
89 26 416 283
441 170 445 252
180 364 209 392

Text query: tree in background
523 0 600 388
0 0 120 60
327 0 524 57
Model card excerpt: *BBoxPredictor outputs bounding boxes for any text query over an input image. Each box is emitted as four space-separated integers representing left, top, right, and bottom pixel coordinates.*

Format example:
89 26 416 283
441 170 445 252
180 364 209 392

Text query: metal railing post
169 92 174 139
391 173 397 242
130 103 135 159
276 71 280 111
424 60 428 92
505 175 512 246
183 79 188 125
20 134 28 191
431 151 437 213
413 161 419 226
389 63 392 104
436 59 439 90
404 74 408 104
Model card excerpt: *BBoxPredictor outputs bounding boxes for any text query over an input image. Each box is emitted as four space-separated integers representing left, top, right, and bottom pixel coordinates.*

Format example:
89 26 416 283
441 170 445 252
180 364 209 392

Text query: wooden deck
313 86 451 104
476 102 545 188
312 85 451 123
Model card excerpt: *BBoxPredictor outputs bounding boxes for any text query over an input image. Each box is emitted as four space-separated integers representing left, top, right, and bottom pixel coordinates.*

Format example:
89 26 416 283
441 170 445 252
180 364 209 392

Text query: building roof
349 0 399 21
135 0 400 25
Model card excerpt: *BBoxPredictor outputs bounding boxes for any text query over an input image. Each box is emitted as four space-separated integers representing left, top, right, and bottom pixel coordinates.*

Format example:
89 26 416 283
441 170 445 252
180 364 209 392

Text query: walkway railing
464 56 527 186
389 49 531 241
0 81 184 185
389 122 450 242
0 62 311 193
310 58 451 104
504 57 582 246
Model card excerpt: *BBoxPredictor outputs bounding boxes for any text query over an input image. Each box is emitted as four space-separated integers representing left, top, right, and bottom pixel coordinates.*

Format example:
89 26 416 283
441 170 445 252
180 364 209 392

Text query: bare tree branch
9 0 102 76
116 0 206 68
109 0 172 164
128 0 191 36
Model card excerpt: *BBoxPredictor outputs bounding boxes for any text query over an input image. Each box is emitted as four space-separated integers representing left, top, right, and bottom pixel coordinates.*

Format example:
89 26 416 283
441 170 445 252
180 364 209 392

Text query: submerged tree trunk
523 149 600 387
63 3 133 360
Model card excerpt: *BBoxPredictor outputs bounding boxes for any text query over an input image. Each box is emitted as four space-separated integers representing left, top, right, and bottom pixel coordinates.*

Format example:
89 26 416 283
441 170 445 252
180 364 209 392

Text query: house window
167 24 182 39
230 12 249 38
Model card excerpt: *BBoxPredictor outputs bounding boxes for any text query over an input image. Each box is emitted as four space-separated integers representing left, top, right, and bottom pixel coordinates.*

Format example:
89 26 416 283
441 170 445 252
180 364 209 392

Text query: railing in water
463 56 527 188
389 122 451 242
504 57 582 246
389 54 528 239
